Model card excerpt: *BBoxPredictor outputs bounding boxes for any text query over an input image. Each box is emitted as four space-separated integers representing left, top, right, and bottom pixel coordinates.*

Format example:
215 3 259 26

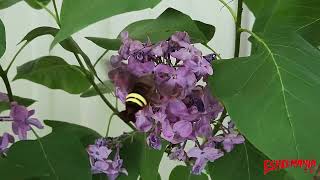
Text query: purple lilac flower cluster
87 138 127 180
108 32 244 174
0 93 43 154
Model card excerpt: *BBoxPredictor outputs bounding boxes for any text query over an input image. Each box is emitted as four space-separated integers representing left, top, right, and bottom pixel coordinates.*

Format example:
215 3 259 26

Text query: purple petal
11 122 19 135
187 147 203 158
169 147 186 161
171 49 193 61
94 160 109 172
191 158 208 175
135 110 152 132
17 126 28 140
10 103 29 122
161 119 174 141
194 118 212 138
152 111 167 123
147 133 162 150
203 147 224 161
167 99 188 117
27 118 44 129
110 55 123 68
232 135 245 144
120 31 129 42
173 120 192 138
0 133 14 150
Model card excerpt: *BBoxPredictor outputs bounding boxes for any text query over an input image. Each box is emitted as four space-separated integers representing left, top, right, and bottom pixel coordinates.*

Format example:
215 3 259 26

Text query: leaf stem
234 0 243 58
94 50 109 67
218 0 237 22
6 42 27 72
0 66 14 102
105 113 115 137
212 108 227 136
239 28 270 53
36 2 59 24
52 0 61 27
204 44 222 59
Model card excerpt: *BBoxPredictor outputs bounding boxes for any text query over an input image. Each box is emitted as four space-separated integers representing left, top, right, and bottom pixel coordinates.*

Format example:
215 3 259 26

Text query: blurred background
0 0 254 179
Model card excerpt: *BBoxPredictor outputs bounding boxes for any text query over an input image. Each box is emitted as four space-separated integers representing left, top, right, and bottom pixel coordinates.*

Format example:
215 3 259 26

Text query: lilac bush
106 31 245 175
0 0 316 179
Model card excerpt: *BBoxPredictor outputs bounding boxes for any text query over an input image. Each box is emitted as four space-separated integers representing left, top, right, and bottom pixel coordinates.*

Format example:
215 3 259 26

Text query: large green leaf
0 18 5 58
87 8 215 51
209 1 320 179
44 120 102 147
80 80 114 98
51 0 161 49
0 0 22 9
208 141 293 180
13 56 91 94
25 0 51 9
0 95 36 113
169 165 208 180
119 133 167 180
0 131 91 180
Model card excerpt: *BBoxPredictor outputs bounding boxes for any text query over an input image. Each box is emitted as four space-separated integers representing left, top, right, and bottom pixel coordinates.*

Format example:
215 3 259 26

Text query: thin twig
234 0 243 57
36 2 59 24
212 108 228 135
52 0 61 27
105 113 115 137
218 0 237 22
0 66 14 102
94 50 109 67
6 42 27 72
204 44 222 59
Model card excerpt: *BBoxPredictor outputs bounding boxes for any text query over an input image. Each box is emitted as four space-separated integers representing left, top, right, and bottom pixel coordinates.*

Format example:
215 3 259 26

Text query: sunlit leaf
51 0 161 49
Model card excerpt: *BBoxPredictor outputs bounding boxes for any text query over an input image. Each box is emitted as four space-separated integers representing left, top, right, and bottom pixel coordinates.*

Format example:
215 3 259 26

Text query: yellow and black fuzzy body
119 75 155 123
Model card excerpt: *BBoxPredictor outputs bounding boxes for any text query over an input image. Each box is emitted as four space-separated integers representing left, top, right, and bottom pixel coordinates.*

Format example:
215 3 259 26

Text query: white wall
0 0 253 179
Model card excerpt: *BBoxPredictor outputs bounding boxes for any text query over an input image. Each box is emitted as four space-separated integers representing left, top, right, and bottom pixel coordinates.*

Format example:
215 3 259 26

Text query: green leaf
119 133 167 180
169 165 208 180
87 8 215 51
13 56 91 94
210 1 320 179
0 0 22 9
20 26 97 76
0 131 91 180
122 8 215 44
0 95 36 113
86 37 121 51
0 18 5 58
44 120 102 147
207 141 293 180
25 0 51 9
80 80 114 98
51 0 161 49
20 26 81 53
